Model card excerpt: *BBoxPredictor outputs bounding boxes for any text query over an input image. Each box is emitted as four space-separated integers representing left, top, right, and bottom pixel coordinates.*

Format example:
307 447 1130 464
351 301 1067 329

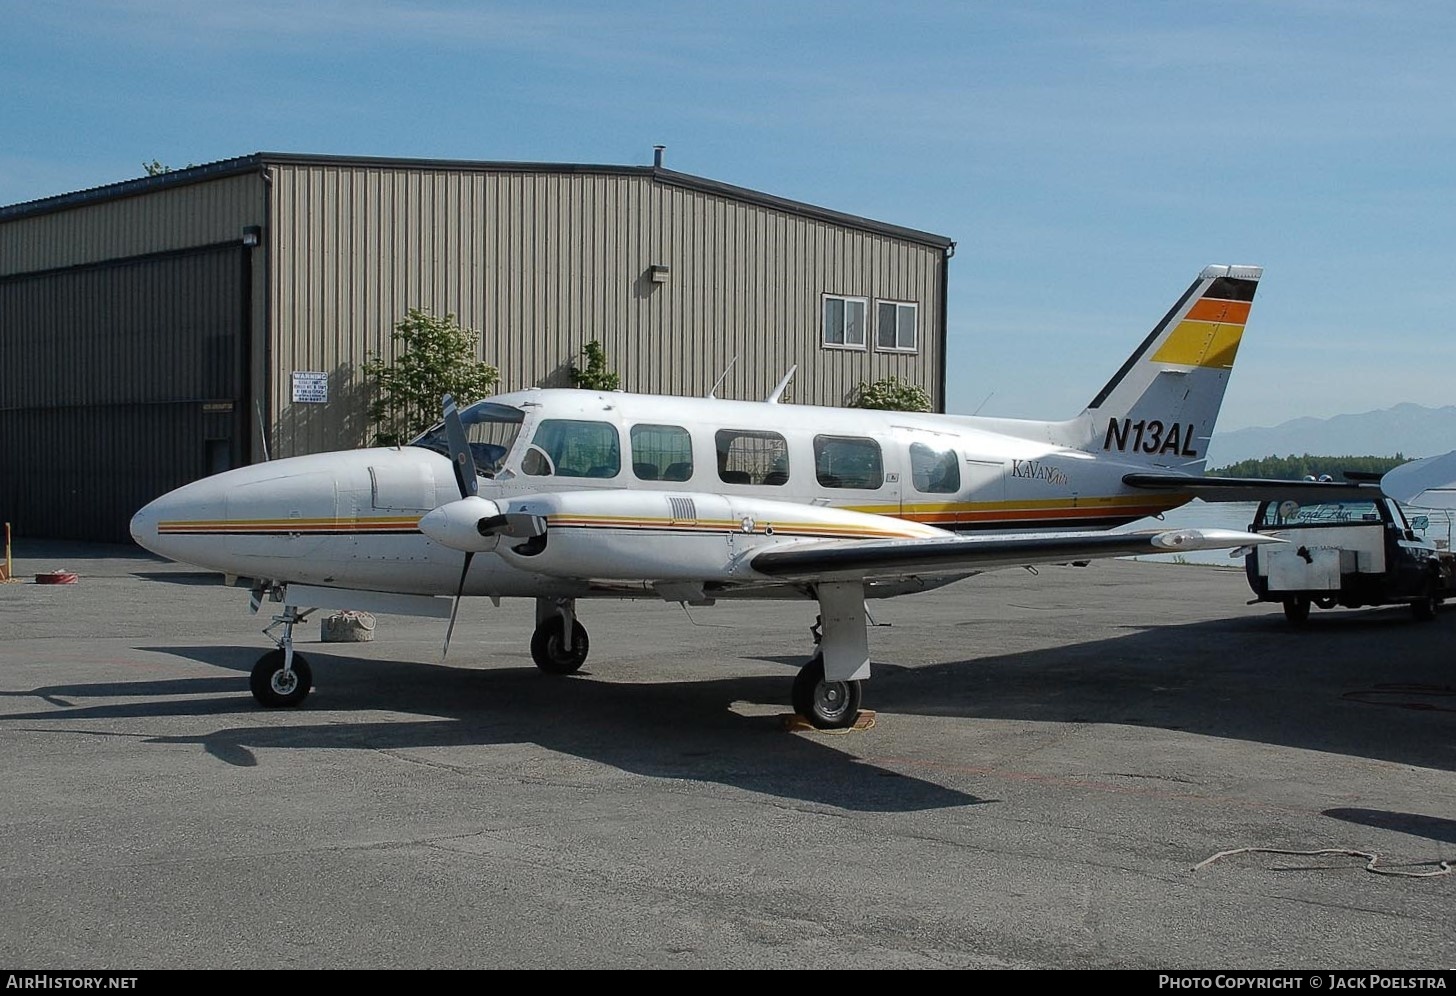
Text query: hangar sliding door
0 244 247 543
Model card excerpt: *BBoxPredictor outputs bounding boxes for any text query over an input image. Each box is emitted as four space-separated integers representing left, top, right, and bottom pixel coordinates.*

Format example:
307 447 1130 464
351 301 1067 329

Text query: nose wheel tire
791 654 862 730
250 649 313 707
531 618 590 674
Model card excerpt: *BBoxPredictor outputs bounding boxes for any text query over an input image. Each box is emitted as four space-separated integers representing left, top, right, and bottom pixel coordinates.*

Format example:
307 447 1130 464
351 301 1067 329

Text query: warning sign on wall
291 371 329 404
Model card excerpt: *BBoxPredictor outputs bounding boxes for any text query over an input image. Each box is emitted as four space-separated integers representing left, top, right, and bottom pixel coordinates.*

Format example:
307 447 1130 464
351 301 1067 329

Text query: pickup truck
1244 495 1456 623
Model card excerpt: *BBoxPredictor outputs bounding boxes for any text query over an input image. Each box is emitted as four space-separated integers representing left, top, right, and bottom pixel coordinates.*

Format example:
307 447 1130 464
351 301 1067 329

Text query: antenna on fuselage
706 356 739 399
255 401 271 462
764 365 797 404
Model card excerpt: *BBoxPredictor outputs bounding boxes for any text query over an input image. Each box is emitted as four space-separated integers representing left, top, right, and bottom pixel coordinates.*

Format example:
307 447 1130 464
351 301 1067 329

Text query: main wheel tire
250 649 312 707
1411 595 1438 622
530 617 589 674
791 654 862 730
1283 596 1311 625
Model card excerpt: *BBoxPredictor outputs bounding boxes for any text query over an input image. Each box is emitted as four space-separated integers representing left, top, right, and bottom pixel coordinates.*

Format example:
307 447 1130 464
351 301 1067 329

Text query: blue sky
3 0 1452 430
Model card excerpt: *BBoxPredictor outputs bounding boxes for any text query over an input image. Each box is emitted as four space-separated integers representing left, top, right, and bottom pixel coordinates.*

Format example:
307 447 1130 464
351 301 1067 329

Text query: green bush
364 309 499 446
850 376 932 412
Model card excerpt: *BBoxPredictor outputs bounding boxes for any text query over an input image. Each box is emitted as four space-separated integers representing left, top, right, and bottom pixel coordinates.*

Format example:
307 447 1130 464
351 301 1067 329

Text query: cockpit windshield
409 402 525 478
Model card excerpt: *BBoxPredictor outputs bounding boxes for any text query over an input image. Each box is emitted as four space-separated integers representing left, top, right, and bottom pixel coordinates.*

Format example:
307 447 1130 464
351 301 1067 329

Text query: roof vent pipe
653 145 665 168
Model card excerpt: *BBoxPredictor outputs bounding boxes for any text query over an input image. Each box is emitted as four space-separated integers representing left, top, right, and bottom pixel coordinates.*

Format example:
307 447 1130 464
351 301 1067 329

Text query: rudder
1077 264 1261 470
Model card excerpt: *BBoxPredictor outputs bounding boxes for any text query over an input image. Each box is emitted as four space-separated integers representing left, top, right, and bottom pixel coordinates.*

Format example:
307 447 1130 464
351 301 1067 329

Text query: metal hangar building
0 152 954 542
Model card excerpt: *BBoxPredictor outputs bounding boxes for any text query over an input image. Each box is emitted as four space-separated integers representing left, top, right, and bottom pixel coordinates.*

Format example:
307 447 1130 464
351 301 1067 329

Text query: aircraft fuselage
131 388 1187 600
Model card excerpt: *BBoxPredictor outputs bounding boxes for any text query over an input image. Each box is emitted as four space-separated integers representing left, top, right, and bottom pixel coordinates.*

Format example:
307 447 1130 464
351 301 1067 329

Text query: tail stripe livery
1150 277 1257 370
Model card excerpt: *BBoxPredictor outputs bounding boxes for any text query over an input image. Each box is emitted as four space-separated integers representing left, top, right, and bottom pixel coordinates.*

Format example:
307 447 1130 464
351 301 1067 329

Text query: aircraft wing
1122 473 1378 502
750 527 1271 583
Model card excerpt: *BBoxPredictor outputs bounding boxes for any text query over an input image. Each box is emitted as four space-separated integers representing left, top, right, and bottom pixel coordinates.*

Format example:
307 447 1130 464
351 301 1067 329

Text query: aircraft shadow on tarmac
1323 807 1456 845
846 608 1455 773
0 645 984 815
2 604 1451 810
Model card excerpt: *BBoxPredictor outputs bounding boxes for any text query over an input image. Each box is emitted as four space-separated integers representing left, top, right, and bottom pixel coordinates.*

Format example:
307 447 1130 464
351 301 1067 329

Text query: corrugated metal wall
0 172 264 272
0 246 247 541
268 164 945 456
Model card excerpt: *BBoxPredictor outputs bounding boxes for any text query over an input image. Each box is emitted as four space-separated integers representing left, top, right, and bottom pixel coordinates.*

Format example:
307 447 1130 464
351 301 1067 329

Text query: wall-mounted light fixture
649 264 670 283
242 225 262 247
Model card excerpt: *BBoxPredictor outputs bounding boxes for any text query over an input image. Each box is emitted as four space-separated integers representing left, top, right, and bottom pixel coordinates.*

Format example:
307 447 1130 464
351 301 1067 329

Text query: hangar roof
0 152 953 251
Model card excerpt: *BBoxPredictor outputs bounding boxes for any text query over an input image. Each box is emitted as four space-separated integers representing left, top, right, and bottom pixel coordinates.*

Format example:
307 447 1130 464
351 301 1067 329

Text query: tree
850 376 932 412
364 309 499 446
569 340 620 391
1207 453 1411 480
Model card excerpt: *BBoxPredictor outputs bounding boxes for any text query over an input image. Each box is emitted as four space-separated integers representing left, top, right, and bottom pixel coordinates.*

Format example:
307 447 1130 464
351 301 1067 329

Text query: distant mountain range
1207 403 1456 468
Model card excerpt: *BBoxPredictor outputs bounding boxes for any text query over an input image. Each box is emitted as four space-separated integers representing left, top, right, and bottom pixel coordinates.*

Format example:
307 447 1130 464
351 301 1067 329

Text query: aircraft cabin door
897 429 1006 531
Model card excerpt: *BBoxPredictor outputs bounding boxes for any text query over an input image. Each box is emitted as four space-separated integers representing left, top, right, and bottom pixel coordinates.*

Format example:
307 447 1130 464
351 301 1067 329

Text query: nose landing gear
252 605 314 707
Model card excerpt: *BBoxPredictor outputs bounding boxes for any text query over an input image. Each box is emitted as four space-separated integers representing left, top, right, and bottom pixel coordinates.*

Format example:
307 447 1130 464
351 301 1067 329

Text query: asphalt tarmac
1 541 1451 969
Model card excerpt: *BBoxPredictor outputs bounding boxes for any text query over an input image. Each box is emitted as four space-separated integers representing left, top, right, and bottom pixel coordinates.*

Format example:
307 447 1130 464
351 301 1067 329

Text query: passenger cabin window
822 294 867 350
909 442 959 494
716 429 789 486
814 435 883 490
409 401 525 478
630 424 693 481
522 419 620 478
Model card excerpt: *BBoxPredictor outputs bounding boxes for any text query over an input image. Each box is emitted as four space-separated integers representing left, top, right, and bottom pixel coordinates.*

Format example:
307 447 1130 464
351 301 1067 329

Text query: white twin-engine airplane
132 264 1285 728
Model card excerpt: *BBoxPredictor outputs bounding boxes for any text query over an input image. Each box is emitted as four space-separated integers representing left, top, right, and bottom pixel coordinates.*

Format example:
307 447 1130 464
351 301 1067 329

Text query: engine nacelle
493 489 942 581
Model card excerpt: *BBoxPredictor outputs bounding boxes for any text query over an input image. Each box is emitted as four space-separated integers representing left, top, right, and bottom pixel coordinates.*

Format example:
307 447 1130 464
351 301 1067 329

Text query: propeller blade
443 551 473 660
442 394 478 499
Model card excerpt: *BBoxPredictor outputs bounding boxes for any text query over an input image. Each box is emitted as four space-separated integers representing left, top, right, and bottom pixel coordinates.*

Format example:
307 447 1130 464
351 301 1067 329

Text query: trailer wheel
1282 596 1311 625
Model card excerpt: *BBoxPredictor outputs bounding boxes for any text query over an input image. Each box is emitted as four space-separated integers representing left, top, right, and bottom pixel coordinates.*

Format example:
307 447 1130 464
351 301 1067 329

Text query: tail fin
1074 264 1261 469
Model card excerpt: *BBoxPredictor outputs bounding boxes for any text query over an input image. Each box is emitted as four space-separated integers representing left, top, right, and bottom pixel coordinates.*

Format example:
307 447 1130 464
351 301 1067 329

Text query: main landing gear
525 594 866 729
790 582 871 730
792 653 863 730
252 605 314 707
531 598 589 674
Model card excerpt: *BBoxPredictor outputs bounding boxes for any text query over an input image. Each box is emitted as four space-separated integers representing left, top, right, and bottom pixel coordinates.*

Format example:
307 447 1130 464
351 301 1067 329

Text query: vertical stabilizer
1072 264 1262 469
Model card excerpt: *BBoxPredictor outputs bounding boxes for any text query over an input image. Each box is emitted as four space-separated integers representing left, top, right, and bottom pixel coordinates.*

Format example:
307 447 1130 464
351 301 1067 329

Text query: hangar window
909 442 959 494
813 435 884 490
522 419 620 478
630 424 693 481
822 294 867 350
716 429 789 486
876 301 918 352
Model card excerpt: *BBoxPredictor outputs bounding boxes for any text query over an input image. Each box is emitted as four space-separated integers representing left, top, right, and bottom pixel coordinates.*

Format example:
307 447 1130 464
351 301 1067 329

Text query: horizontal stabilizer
1123 473 1379 502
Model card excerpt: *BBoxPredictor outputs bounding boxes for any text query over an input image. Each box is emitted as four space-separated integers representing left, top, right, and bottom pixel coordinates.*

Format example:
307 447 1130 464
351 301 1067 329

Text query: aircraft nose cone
128 475 230 563
129 498 161 550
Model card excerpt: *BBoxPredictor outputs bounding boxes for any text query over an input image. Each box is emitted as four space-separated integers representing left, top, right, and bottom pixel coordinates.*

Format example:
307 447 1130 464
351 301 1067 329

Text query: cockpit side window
524 419 621 478
408 402 524 478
